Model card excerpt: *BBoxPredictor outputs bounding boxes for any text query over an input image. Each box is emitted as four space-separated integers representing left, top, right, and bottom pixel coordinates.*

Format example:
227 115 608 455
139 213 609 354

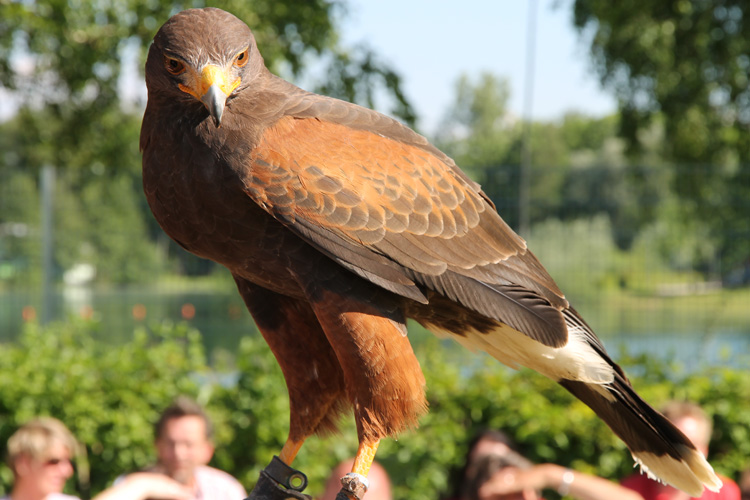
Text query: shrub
0 319 746 500
0 318 207 496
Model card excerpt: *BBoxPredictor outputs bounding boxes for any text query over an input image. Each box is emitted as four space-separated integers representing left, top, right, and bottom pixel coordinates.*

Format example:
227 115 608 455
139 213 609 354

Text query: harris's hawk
141 8 721 498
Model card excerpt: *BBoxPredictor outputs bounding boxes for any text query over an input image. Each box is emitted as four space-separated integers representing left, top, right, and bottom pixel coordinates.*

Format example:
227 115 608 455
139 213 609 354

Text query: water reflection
1 286 747 370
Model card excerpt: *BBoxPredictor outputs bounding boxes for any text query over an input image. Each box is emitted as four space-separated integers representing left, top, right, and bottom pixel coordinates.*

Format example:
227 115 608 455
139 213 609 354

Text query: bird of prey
141 8 720 498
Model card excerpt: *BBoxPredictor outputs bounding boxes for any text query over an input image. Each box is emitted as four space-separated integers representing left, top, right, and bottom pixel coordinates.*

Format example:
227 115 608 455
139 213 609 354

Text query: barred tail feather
559 377 722 497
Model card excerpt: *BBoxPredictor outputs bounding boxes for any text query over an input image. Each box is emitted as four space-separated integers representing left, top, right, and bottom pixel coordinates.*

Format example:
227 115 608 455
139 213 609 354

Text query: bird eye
164 56 186 75
234 48 249 68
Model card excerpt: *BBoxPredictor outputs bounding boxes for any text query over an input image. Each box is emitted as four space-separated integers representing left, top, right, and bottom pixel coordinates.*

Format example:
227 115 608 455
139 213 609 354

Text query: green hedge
0 319 747 500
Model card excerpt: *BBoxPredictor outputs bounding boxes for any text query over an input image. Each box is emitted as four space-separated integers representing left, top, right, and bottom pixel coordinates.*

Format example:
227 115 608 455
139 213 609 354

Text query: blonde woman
2 417 80 500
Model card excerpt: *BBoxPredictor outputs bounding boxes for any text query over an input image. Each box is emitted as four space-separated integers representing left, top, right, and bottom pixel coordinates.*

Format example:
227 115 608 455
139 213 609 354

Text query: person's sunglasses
43 457 72 466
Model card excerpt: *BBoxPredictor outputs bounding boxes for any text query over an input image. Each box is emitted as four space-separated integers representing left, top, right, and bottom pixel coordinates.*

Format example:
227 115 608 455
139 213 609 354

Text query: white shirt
191 465 247 500
114 466 246 500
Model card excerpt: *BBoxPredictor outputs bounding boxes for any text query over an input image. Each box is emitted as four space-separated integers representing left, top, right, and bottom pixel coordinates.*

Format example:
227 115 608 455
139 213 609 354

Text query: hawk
141 8 720 498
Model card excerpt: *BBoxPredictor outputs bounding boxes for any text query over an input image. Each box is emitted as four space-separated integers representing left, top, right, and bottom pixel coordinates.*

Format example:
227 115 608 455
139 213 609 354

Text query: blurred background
1 0 748 364
0 0 749 498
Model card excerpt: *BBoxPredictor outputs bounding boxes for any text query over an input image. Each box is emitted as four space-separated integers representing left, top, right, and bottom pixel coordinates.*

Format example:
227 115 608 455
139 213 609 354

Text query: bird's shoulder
237 80 567 308
243 99 492 247
251 75 484 193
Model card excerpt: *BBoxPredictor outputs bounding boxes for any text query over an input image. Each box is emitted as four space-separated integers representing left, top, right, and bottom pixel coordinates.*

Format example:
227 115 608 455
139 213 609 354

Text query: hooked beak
179 64 240 127
201 84 226 127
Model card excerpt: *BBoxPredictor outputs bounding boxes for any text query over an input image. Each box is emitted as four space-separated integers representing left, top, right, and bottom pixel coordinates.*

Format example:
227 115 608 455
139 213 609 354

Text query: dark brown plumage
141 7 720 497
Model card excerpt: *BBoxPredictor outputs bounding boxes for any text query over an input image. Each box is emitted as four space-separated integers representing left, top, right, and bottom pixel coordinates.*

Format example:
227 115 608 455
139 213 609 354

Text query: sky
338 0 617 134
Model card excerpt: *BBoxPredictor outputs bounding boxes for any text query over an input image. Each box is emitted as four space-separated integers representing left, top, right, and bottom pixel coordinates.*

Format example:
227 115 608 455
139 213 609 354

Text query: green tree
501 120 571 227
436 73 518 176
572 0 750 273
435 73 523 225
0 0 416 284
435 74 636 234
0 169 38 284
560 113 618 153
0 1 413 123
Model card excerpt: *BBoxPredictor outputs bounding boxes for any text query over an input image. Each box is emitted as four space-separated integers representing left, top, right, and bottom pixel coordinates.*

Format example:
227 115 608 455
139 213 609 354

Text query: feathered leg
305 280 427 499
234 277 348 465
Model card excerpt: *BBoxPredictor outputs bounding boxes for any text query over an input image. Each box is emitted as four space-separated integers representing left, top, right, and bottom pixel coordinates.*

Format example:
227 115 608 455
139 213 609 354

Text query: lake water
0 285 256 354
1 286 747 371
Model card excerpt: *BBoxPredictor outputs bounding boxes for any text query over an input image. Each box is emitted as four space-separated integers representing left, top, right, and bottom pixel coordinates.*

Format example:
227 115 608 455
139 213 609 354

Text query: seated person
621 401 740 500
120 396 246 500
449 429 642 500
1 417 81 500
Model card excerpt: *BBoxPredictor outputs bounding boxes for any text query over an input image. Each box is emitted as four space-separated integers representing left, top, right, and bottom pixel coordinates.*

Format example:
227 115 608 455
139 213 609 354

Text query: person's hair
462 451 534 500
446 429 528 500
466 429 516 455
154 396 213 441
661 401 712 446
6 417 78 474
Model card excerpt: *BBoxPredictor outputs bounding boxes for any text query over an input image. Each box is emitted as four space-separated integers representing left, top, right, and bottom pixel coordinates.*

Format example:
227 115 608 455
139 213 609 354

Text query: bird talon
338 472 369 500
333 491 360 500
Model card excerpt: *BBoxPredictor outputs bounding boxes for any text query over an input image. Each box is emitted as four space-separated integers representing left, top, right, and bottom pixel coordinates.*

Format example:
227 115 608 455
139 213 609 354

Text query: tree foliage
573 0 750 162
2 319 747 500
0 0 416 285
434 73 652 247
572 0 750 270
436 73 518 177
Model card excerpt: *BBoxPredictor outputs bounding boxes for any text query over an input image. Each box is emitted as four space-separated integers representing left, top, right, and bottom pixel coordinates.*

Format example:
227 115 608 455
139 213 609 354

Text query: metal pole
40 164 55 324
519 0 538 238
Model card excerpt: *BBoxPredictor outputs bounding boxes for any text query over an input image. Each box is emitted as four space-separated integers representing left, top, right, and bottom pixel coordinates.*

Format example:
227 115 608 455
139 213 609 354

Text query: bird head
146 8 262 127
